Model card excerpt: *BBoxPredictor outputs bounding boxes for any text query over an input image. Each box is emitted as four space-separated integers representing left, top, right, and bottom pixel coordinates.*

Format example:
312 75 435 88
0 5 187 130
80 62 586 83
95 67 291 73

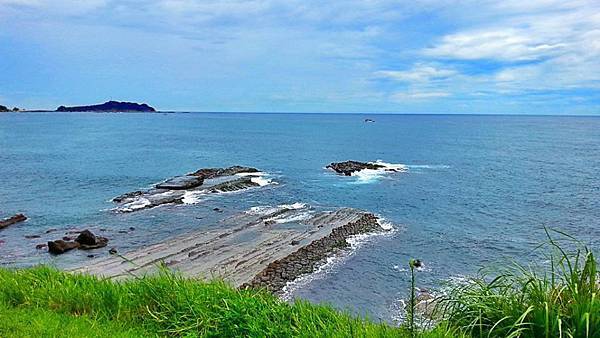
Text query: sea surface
1 112 599 323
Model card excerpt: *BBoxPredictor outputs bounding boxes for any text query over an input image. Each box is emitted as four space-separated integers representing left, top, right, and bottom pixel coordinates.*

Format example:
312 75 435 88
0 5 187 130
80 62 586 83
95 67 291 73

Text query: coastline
74 206 389 293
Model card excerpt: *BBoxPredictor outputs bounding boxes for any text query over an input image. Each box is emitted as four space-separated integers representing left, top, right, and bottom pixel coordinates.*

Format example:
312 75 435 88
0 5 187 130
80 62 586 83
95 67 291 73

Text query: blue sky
0 0 599 114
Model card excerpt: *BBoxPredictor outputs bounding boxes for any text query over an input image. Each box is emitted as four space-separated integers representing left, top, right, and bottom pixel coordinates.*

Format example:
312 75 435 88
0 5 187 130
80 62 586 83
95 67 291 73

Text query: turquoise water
1 112 599 322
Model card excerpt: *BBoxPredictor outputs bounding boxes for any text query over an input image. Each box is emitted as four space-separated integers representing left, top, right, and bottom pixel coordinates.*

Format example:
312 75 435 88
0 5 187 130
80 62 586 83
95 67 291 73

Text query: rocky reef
326 160 386 176
56 101 156 112
112 165 266 212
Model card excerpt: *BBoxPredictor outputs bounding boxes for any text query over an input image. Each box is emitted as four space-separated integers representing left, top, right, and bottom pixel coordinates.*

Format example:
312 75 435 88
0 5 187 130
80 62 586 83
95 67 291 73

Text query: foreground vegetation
0 231 597 337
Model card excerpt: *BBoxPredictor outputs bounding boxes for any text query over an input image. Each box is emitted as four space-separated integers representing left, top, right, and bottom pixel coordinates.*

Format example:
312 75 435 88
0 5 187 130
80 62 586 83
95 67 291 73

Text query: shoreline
74 206 388 293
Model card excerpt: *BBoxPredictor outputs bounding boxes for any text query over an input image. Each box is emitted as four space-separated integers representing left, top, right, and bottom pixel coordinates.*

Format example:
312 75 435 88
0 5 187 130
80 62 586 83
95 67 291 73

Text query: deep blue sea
1 112 599 323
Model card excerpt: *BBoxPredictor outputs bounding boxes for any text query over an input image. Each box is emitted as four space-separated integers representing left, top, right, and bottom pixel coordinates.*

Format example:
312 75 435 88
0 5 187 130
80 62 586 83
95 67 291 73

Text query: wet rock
48 240 80 254
109 247 118 255
213 207 222 212
242 213 385 293
112 165 263 212
326 161 384 176
62 236 74 241
129 227 135 231
112 190 144 203
364 118 375 123
25 235 41 239
0 214 27 230
87 254 95 258
155 175 204 190
45 228 57 234
35 243 47 250
189 165 259 178
75 230 108 250
208 177 259 193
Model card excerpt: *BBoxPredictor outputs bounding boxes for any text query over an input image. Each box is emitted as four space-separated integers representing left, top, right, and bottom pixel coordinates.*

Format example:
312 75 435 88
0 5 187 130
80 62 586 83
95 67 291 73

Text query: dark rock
56 101 156 112
62 236 74 241
75 230 108 250
326 161 385 176
75 230 97 245
45 228 57 234
87 254 95 258
213 207 222 212
0 214 27 230
242 212 385 293
189 165 259 178
364 118 375 123
25 235 41 239
0 105 9 112
208 177 259 193
109 248 118 255
112 190 144 203
128 227 135 231
48 240 80 254
118 230 128 234
35 243 47 250
155 175 204 190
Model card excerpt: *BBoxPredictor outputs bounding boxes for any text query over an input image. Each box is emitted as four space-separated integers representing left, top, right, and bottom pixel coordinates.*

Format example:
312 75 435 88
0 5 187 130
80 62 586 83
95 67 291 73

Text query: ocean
1 112 599 323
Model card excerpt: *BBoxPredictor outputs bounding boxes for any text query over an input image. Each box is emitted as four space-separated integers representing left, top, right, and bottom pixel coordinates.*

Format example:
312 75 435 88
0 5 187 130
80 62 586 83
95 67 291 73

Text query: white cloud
391 91 450 100
375 64 456 82
425 29 566 61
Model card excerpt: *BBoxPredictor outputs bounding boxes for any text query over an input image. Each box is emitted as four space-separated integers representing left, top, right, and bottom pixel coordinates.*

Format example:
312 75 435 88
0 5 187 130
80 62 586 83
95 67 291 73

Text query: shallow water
1 112 599 322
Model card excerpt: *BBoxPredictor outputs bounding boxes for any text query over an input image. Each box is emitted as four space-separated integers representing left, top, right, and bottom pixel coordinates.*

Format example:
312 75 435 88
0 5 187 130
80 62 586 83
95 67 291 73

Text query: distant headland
56 101 156 112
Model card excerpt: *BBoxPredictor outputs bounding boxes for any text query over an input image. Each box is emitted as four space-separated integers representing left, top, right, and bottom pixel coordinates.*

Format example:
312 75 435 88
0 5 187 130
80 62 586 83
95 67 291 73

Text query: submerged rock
326 161 385 176
0 214 27 230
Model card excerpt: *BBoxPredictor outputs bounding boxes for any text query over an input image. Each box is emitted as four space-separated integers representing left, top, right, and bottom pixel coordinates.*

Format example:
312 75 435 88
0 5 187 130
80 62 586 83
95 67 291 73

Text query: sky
0 0 599 114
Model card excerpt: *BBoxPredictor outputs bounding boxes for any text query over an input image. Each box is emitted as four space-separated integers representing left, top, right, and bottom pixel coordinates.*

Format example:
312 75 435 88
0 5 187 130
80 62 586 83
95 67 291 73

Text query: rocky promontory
56 101 156 112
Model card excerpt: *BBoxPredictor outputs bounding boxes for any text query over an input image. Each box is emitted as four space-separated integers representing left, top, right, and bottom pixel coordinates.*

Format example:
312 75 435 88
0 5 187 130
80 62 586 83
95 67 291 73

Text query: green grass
0 230 597 337
438 230 599 338
0 267 414 337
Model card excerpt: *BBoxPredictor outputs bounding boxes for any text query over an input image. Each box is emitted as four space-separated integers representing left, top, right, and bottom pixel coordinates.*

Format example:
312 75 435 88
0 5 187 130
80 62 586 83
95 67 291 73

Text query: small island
56 100 156 112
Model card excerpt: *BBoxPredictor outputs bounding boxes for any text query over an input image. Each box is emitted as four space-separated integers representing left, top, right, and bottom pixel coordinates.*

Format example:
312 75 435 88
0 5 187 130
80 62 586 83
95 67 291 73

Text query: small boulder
109 247 118 255
48 240 80 254
75 230 108 250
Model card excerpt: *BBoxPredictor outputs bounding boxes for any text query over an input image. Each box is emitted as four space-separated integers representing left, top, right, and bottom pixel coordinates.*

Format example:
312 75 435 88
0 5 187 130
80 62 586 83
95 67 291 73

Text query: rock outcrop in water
327 161 385 176
0 214 27 230
48 229 108 255
0 105 9 112
56 101 156 112
112 165 266 212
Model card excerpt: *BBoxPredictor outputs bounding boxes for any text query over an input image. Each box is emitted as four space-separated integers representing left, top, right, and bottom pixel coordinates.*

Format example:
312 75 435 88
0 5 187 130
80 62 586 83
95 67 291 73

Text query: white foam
118 197 151 212
235 171 277 187
370 160 409 172
182 191 202 204
279 202 307 210
347 160 408 184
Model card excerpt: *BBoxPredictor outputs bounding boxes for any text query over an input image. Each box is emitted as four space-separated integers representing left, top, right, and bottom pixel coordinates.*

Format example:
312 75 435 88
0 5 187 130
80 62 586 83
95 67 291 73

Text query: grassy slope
0 267 425 337
0 233 596 337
